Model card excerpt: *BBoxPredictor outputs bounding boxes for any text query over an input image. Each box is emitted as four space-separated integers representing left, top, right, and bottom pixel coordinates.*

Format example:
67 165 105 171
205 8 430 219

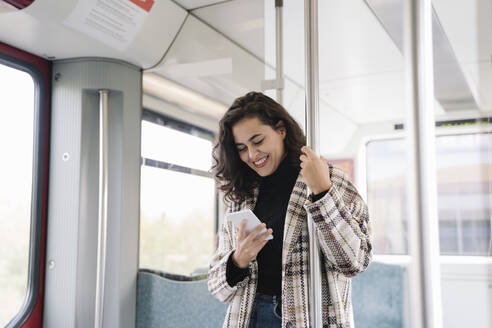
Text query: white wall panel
44 58 141 328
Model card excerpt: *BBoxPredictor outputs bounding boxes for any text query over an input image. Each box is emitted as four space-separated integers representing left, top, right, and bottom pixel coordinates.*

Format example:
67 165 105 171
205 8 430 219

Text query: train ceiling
0 0 490 127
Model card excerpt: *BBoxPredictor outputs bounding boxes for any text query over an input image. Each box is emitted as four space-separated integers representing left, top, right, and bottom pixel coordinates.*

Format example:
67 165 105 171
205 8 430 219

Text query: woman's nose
248 147 258 160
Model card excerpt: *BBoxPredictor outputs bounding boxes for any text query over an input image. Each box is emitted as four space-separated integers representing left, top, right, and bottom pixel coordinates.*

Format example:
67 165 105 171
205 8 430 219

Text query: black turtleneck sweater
225 157 328 295
252 157 299 295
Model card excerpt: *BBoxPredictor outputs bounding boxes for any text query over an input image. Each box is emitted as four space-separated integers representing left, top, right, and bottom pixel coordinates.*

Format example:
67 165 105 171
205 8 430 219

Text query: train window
139 111 216 276
0 63 35 325
366 138 408 255
141 117 212 172
367 132 492 256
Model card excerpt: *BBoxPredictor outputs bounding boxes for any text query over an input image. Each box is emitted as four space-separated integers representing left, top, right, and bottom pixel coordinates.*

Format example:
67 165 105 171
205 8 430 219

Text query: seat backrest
137 262 405 328
136 271 228 328
352 261 405 328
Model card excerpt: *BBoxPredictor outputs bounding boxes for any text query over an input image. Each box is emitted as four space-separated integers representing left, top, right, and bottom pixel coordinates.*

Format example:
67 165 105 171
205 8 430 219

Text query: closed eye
236 138 263 152
253 138 264 145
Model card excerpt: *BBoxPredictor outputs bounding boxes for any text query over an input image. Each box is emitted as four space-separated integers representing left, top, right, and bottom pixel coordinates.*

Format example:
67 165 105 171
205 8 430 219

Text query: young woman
208 92 372 328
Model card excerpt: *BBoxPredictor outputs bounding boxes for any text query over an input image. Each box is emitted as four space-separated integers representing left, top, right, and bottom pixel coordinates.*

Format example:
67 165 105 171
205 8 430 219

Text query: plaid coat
208 165 372 328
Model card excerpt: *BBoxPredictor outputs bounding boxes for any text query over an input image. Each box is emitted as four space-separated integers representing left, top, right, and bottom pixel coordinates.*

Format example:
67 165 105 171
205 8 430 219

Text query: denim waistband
254 292 281 303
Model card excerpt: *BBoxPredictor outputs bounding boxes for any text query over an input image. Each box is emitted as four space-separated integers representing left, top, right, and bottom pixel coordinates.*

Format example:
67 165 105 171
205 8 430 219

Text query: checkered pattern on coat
208 165 373 328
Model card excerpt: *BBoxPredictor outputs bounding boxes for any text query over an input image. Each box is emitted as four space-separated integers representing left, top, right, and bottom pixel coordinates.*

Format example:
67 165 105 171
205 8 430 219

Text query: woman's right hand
232 220 272 268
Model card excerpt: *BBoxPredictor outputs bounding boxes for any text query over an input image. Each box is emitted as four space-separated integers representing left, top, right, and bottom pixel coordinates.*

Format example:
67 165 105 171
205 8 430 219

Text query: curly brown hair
212 92 306 204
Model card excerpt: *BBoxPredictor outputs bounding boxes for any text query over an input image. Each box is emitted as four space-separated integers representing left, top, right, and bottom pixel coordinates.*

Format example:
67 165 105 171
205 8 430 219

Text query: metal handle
95 89 109 328
304 0 323 327
404 1 443 327
275 0 284 104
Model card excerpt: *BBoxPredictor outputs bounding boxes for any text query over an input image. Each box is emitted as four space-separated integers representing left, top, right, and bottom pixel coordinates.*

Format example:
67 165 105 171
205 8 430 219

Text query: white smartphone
226 209 273 240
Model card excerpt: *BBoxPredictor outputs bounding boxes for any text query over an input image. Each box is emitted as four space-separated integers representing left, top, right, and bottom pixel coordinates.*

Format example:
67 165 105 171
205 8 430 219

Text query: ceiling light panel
173 0 226 10
317 0 405 125
149 15 266 107
432 0 492 113
192 0 265 61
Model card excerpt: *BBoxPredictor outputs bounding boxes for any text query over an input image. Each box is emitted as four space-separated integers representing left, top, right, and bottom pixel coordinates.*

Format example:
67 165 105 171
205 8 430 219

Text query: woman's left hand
299 146 332 195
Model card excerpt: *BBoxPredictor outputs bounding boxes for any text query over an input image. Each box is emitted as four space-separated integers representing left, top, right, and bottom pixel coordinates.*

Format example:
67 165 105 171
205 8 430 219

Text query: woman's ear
275 120 286 138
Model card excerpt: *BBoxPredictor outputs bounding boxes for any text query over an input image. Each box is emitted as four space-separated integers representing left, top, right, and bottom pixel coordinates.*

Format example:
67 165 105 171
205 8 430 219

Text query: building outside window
366 132 492 256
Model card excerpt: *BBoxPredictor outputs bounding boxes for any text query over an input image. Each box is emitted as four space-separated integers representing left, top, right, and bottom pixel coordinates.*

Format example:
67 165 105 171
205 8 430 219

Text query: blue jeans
248 293 282 328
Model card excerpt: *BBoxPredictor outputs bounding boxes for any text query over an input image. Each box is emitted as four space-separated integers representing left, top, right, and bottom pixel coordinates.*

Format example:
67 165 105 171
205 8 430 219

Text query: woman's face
232 116 286 177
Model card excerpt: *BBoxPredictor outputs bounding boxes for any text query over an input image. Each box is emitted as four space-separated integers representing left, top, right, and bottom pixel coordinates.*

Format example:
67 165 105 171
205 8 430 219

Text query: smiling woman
208 91 372 328
232 116 286 177
212 92 306 204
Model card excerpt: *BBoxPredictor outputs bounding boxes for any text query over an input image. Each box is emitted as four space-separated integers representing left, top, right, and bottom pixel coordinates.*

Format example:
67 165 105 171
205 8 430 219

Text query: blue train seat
136 261 404 328
136 269 227 328
352 261 405 328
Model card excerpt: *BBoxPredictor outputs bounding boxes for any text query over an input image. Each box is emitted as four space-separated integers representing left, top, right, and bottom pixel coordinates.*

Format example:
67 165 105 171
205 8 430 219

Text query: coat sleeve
303 165 373 277
208 208 250 303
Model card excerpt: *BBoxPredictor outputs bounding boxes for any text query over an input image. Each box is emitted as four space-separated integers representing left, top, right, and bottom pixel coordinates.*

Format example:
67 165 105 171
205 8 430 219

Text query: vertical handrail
304 0 323 327
404 0 443 327
95 90 109 328
275 0 284 105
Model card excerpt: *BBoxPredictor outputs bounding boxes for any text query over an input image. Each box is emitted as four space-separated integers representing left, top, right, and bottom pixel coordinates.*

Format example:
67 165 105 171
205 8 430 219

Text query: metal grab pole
95 90 109 328
275 0 284 104
304 0 323 327
404 0 443 327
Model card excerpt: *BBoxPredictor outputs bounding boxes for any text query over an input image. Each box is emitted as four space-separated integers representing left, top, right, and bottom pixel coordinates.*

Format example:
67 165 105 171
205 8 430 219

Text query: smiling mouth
253 155 268 168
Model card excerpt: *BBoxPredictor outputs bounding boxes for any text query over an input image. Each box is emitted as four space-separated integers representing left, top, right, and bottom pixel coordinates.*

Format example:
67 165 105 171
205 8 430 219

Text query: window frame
0 42 51 328
140 109 219 275
362 123 492 259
